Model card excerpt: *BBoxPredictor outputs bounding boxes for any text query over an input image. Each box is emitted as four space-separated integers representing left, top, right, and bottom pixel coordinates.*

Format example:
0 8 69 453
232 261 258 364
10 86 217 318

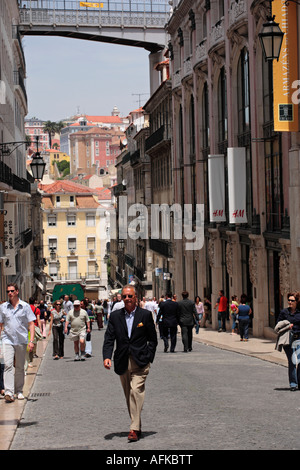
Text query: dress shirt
125 307 136 338
0 300 36 345
112 300 125 312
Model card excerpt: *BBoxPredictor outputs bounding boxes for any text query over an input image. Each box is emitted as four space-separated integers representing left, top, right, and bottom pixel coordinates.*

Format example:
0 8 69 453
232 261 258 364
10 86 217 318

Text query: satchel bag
34 326 43 342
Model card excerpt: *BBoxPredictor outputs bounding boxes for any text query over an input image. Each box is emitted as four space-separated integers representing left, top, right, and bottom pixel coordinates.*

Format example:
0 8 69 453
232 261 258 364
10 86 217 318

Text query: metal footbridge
18 0 170 52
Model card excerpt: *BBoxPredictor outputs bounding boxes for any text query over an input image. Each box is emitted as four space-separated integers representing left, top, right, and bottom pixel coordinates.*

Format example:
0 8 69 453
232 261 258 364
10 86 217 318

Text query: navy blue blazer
102 306 158 375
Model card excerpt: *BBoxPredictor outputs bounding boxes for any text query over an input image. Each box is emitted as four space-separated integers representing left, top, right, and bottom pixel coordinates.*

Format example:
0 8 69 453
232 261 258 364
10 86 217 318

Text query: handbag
34 326 43 342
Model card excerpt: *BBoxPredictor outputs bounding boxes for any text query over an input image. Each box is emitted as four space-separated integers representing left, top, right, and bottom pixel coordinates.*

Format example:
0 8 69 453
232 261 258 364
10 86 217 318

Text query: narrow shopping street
4 326 300 452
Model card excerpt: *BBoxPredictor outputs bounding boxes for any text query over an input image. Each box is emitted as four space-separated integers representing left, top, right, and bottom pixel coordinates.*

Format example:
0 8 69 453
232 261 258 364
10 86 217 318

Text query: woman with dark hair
48 301 65 359
276 291 300 391
236 294 252 342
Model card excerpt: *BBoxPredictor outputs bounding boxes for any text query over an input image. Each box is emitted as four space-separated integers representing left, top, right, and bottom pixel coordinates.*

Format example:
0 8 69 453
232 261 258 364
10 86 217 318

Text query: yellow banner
273 0 299 131
80 2 103 7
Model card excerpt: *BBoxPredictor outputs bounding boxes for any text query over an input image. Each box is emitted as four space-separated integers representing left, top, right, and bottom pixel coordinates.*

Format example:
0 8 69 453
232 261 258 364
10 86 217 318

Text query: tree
43 120 65 149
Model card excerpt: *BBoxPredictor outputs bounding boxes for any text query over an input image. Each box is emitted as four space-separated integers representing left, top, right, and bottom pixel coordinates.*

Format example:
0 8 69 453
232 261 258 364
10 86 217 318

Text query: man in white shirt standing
111 293 125 312
144 297 158 323
0 283 36 402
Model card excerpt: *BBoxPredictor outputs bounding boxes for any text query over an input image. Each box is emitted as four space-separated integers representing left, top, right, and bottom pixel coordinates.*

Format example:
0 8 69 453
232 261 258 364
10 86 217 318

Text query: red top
30 305 40 326
218 296 228 312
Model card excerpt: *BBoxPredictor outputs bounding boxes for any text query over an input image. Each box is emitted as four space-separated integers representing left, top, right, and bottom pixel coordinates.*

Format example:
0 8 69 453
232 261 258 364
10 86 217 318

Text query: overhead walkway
18 0 170 52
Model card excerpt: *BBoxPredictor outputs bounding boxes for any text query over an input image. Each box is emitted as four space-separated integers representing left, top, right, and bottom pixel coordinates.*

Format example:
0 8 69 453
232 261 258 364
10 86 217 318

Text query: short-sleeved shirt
66 308 89 332
0 300 36 345
218 296 228 312
237 304 251 318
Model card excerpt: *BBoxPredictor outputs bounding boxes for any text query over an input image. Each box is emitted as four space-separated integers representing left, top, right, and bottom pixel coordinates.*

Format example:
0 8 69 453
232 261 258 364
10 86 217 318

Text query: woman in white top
195 296 204 334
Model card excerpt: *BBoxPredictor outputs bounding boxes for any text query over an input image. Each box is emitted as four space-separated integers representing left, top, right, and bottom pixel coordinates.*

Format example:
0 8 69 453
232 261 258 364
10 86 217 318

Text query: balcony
130 149 141 167
145 124 171 153
12 174 31 194
0 161 13 186
13 69 27 103
149 238 173 257
20 228 32 249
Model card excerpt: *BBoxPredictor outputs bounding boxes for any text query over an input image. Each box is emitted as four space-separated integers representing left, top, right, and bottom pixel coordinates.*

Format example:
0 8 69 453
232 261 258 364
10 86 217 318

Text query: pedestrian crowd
0 285 111 402
1 282 300 436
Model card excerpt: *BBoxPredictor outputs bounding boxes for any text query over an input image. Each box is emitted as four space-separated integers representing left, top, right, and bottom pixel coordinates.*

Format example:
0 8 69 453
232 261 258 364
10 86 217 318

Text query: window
49 262 58 279
218 67 227 145
86 214 95 226
87 236 96 250
49 238 57 250
70 195 75 207
48 214 57 226
237 48 250 134
68 261 78 280
237 48 252 224
262 57 283 231
87 260 97 277
67 213 76 226
68 238 76 250
56 196 60 207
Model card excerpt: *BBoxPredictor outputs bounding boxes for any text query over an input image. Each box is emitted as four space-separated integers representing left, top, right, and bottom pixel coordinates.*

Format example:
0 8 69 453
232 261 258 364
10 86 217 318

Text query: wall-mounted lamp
259 1 284 61
30 136 46 180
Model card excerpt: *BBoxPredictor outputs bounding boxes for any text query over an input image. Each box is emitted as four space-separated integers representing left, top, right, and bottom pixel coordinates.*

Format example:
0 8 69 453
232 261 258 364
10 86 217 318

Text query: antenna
132 93 149 108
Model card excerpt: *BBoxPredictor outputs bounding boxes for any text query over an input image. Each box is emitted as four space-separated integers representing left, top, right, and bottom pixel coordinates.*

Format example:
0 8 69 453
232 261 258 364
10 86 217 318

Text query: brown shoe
4 394 14 403
128 430 140 442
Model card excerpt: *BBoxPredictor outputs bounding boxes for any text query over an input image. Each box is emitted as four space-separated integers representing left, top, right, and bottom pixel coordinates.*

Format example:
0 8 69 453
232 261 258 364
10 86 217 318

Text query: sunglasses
122 294 134 299
288 299 296 302
7 289 15 293
55 304 61 307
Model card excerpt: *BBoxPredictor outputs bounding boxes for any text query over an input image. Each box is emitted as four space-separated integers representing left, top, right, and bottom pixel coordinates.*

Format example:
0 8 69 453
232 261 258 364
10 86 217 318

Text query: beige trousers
120 356 150 431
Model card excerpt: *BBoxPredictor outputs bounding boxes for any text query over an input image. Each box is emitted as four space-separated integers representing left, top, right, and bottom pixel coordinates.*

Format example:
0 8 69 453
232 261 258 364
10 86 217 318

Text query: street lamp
30 136 46 180
259 1 284 62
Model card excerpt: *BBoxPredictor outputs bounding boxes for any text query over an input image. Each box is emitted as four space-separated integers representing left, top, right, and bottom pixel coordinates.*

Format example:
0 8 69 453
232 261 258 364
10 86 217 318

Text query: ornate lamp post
30 136 46 180
259 2 284 61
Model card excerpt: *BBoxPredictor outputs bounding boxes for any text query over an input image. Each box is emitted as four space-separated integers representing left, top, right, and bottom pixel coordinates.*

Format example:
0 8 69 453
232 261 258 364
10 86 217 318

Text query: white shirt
111 300 125 312
0 300 36 345
125 307 136 338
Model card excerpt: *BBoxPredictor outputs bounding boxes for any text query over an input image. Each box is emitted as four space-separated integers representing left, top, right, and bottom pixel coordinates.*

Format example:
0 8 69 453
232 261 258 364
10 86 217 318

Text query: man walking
64 300 90 361
156 292 179 352
0 284 36 402
103 285 157 442
178 291 198 352
214 290 228 332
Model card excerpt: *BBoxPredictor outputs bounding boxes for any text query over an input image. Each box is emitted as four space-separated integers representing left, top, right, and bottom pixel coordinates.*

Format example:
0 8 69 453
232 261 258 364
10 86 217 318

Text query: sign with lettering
3 203 16 275
273 0 299 131
208 155 226 223
228 147 248 224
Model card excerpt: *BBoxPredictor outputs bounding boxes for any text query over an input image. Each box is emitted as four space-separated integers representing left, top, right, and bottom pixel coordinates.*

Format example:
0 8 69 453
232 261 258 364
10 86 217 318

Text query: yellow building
46 150 70 177
40 180 109 300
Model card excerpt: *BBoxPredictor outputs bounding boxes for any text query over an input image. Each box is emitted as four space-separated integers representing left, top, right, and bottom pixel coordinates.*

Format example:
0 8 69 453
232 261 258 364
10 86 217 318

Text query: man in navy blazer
156 292 179 352
103 284 157 441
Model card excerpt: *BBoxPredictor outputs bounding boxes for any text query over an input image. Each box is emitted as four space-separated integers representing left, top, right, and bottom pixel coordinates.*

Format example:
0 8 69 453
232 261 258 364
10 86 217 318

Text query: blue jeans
195 314 202 334
284 344 300 388
239 317 249 339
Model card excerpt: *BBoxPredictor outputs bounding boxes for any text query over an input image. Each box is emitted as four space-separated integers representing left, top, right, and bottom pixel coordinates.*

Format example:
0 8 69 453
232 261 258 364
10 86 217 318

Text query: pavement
0 323 287 450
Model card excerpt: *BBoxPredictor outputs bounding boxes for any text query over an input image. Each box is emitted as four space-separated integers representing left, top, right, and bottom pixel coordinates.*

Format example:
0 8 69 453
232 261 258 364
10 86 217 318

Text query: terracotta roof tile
40 180 95 194
76 196 100 208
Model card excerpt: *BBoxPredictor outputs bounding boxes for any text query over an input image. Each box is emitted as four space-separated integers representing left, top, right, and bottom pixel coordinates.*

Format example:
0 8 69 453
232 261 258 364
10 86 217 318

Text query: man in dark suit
156 292 179 353
178 291 198 352
103 284 157 442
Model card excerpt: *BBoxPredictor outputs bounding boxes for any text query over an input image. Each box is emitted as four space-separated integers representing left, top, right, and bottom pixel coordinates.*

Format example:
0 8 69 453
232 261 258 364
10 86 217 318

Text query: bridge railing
19 0 169 14
19 0 169 27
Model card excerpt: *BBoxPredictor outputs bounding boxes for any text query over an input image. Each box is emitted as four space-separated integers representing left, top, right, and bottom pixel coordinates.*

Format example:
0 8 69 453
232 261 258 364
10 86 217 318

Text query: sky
23 35 151 121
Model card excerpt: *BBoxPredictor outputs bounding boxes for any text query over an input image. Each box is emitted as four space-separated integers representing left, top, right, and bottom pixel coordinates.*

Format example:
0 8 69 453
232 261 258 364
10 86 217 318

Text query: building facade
69 126 125 177
25 117 50 151
167 0 300 338
41 180 109 300
0 0 44 301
